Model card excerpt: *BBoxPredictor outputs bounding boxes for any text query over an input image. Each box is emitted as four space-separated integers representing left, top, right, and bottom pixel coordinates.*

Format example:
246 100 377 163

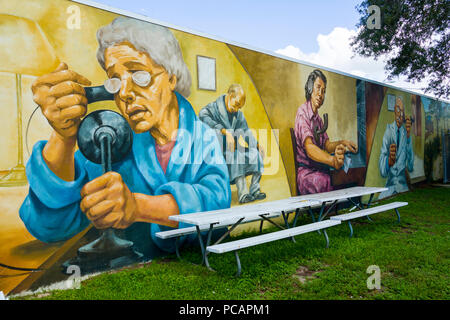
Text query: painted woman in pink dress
294 69 357 195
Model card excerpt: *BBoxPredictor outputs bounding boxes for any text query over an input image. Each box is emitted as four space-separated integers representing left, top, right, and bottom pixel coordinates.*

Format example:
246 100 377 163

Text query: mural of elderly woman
294 69 358 195
19 17 231 258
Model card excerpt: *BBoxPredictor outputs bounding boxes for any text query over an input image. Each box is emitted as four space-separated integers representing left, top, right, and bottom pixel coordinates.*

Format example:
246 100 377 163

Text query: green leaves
351 0 450 98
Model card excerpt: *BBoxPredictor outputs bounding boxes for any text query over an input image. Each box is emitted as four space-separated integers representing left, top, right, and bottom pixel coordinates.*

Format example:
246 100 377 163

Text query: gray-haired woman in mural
294 69 358 195
19 17 231 259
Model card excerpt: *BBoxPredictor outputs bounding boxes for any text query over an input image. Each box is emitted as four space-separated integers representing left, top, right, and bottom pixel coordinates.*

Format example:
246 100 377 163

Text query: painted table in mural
169 197 322 269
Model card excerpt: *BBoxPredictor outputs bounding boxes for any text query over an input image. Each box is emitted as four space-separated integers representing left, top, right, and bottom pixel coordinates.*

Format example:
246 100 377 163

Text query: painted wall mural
422 97 450 182
0 0 448 294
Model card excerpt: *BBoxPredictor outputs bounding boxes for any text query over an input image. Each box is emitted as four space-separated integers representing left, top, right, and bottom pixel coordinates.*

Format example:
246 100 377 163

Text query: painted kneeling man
199 84 266 204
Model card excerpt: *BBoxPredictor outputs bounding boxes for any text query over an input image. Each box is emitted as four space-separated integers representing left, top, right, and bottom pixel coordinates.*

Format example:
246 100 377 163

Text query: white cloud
275 27 431 97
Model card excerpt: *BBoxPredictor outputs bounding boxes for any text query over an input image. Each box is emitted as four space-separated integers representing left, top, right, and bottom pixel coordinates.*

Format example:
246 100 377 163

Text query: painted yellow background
0 0 291 204
0 0 294 264
0 0 119 170
228 45 358 195
0 0 294 294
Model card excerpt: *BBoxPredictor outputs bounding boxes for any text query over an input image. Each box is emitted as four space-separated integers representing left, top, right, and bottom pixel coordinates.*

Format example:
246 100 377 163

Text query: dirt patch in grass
292 265 323 284
392 227 414 234
392 223 416 234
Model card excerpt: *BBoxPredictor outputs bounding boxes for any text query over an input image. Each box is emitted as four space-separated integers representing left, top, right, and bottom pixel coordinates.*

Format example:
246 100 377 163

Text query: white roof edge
71 0 449 104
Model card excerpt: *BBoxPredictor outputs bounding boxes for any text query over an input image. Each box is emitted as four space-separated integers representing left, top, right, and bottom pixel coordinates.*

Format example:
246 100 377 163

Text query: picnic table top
169 198 321 226
290 186 388 202
169 186 388 226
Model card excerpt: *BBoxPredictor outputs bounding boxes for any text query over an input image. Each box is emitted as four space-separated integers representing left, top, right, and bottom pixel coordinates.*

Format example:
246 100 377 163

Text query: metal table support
203 217 244 272
347 193 375 237
204 210 307 275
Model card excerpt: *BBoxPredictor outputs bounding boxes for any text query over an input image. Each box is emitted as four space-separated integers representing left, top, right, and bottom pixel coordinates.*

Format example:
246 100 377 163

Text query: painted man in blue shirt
378 97 414 199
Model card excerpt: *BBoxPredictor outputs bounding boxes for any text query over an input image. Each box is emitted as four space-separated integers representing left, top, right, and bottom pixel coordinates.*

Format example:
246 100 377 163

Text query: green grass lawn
14 185 450 300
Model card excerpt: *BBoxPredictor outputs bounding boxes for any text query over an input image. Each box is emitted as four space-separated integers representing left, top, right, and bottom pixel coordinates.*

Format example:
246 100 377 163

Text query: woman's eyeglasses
104 70 152 94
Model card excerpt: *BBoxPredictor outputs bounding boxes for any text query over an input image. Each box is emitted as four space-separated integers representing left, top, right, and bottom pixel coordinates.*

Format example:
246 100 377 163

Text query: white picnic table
167 186 389 274
170 197 321 226
169 197 321 268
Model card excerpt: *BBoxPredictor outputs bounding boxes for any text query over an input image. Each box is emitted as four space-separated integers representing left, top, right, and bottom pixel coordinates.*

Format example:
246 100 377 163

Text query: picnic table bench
206 219 341 276
158 186 407 276
155 211 281 259
330 201 408 237
165 198 322 268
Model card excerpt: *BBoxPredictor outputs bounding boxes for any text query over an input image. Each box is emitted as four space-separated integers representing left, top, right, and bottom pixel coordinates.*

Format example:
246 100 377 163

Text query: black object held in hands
314 113 328 146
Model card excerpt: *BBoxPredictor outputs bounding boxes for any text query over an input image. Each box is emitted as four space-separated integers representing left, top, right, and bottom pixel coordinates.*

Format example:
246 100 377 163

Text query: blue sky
84 0 433 97
90 0 362 54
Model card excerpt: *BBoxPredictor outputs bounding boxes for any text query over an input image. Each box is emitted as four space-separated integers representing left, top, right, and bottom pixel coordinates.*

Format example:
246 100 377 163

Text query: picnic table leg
348 197 373 222
318 203 326 221
366 193 375 208
348 221 354 238
204 224 216 272
317 200 338 236
320 200 339 221
204 218 245 272
213 218 245 245
314 204 326 234
348 197 364 210
206 224 214 247
259 214 286 231
308 207 316 223
282 211 296 243
365 194 375 221
292 208 301 228
323 229 330 248
282 211 290 228
175 237 182 260
315 203 326 234
204 254 214 271
235 251 242 277
394 208 401 223
195 226 207 265
362 194 375 221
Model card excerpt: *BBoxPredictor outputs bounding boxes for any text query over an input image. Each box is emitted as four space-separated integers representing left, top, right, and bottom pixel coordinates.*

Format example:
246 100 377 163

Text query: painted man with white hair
378 96 414 199
19 17 231 258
